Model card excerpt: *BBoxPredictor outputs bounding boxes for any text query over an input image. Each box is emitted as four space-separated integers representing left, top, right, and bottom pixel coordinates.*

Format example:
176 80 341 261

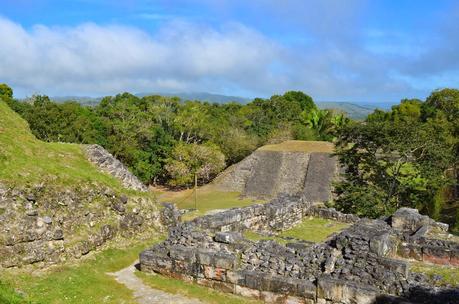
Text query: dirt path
109 262 203 304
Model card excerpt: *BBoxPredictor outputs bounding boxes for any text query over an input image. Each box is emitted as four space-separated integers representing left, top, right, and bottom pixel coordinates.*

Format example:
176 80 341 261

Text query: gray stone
214 232 243 244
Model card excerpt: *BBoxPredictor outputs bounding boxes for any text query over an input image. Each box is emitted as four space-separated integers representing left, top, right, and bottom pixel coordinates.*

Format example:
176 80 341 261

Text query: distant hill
51 96 102 106
135 92 251 104
48 93 394 120
316 101 374 120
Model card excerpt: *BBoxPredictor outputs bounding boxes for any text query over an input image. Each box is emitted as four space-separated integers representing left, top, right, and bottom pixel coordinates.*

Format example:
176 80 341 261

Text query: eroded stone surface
84 144 148 192
140 196 459 304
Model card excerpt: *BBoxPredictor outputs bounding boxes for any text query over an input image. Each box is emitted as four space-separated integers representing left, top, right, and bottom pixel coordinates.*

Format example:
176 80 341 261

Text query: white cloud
0 17 280 97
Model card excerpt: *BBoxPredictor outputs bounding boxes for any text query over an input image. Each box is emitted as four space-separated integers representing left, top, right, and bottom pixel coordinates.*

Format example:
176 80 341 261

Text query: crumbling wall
84 144 148 192
140 199 459 304
0 183 160 268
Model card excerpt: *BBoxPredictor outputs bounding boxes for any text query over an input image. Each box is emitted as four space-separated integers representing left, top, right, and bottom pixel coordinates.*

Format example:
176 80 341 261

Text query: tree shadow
373 286 459 304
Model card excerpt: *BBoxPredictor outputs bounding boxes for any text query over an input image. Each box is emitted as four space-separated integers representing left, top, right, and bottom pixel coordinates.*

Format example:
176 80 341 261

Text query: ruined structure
84 144 148 192
214 141 338 202
0 183 160 268
140 197 459 304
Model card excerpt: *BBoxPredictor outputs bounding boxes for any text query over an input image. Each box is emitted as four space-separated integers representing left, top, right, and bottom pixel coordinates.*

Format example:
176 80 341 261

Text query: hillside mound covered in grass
213 140 338 201
0 99 161 268
0 99 136 190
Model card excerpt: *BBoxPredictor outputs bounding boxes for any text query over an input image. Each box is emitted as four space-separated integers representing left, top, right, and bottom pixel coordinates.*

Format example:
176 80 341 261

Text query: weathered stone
391 208 441 233
84 144 148 192
214 232 243 244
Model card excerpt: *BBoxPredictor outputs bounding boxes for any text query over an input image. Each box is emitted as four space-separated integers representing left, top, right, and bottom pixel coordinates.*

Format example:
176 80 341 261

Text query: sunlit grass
136 272 261 304
244 217 349 244
0 238 163 304
410 261 459 287
153 185 263 220
0 100 134 193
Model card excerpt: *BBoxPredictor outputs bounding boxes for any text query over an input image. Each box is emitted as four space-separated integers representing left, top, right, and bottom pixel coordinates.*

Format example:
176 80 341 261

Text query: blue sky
1 0 458 103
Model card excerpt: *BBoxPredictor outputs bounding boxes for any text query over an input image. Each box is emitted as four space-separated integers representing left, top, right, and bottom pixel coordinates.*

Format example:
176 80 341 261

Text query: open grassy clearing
136 272 261 304
258 140 334 153
244 217 350 244
410 262 459 287
0 238 163 304
153 185 263 220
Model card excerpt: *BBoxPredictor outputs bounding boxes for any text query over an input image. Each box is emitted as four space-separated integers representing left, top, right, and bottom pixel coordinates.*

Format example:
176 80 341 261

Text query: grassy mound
0 99 124 190
258 140 334 153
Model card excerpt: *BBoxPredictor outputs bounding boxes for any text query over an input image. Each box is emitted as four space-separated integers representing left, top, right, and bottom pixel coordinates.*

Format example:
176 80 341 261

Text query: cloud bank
0 1 458 102
0 17 282 97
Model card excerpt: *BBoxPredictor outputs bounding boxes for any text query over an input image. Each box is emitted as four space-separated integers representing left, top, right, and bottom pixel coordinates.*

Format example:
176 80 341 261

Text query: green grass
0 238 163 304
0 281 28 304
410 262 459 287
0 99 129 191
136 272 261 304
243 230 288 244
258 140 334 153
154 185 263 221
244 217 350 244
279 217 349 242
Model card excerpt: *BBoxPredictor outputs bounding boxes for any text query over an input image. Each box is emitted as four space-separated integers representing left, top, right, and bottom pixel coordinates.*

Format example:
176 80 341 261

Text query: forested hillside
4 85 346 187
2 83 458 230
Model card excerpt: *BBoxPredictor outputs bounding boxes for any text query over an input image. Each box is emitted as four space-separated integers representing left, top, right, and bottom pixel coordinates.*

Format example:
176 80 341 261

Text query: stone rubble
140 196 459 304
84 144 148 192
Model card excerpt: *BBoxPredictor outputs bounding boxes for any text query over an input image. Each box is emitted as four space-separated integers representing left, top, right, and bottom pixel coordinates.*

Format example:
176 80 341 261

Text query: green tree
0 84 13 98
334 98 456 218
165 142 225 187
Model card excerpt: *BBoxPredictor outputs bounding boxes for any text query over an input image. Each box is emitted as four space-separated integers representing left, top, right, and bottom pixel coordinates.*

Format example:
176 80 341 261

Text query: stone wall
0 183 160 268
84 144 148 192
140 194 459 304
392 208 459 266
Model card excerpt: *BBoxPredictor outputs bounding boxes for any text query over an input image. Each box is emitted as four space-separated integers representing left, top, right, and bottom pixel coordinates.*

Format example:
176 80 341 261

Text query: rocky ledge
84 144 148 192
140 196 459 304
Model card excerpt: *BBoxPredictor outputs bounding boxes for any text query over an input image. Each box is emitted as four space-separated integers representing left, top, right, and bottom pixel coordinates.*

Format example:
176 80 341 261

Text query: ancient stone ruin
140 196 459 304
84 144 148 192
0 184 160 268
214 149 338 202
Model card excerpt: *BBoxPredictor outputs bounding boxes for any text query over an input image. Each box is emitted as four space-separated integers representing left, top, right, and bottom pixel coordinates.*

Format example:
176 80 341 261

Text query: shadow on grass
374 286 459 304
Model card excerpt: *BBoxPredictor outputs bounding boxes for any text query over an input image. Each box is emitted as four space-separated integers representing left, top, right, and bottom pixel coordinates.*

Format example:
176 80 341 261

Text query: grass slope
0 99 125 190
0 239 162 304
258 140 334 153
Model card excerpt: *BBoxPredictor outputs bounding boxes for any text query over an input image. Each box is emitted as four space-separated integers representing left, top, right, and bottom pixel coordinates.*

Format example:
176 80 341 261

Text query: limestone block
422 245 451 265
296 280 316 300
226 270 245 284
203 265 227 281
213 252 235 269
268 276 297 294
285 296 306 304
196 248 214 265
214 231 243 244
391 208 433 232
260 291 286 303
369 231 397 257
170 245 196 263
213 281 235 294
235 285 260 299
